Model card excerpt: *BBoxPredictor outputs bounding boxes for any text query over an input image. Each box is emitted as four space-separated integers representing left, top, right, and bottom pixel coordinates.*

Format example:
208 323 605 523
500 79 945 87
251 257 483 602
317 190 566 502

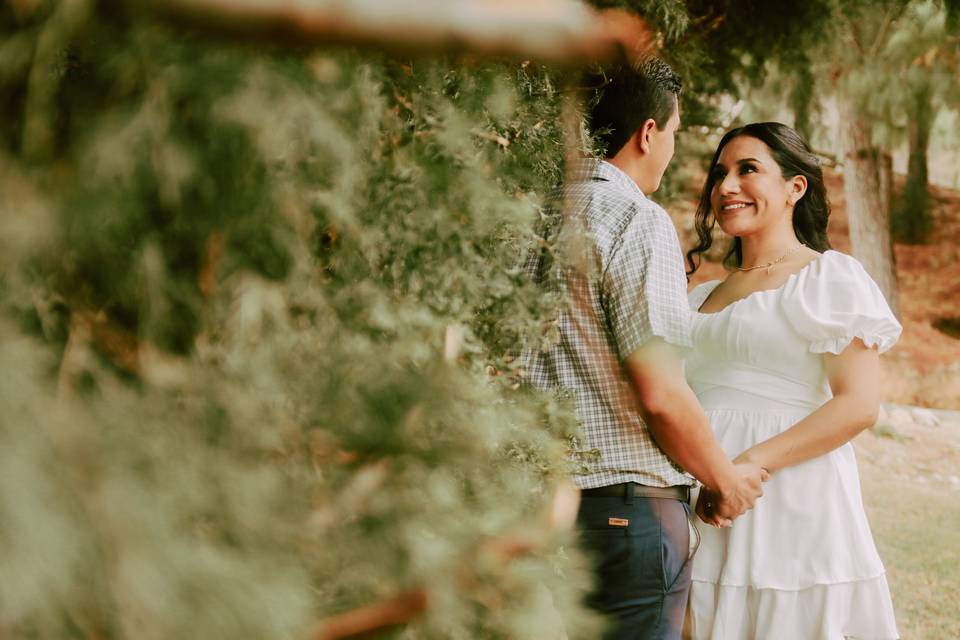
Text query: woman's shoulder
786 249 885 306
802 249 870 282
782 249 880 300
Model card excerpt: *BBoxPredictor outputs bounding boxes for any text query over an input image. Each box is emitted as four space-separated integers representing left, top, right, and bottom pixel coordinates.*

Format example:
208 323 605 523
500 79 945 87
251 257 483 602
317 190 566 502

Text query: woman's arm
734 338 881 474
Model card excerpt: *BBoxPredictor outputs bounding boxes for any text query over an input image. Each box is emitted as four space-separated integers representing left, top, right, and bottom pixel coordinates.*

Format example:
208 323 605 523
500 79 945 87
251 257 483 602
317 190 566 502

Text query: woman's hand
696 458 769 528
695 487 732 528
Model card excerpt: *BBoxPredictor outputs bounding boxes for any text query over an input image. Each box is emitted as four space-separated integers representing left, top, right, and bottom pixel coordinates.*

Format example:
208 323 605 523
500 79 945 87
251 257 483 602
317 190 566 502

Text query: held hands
697 462 769 528
695 486 727 527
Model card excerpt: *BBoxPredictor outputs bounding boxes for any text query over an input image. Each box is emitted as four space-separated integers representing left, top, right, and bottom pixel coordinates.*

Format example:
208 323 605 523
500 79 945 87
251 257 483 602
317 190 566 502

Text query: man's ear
636 118 658 155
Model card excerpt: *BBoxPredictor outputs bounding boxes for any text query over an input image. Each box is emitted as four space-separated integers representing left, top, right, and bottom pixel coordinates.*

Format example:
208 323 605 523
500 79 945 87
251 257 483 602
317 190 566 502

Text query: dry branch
133 0 656 64
308 479 580 639
310 589 429 640
56 309 193 392
199 231 225 298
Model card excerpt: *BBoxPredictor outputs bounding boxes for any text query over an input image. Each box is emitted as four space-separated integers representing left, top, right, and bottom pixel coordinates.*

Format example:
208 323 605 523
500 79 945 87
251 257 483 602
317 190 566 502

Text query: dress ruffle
690 574 900 640
691 410 885 590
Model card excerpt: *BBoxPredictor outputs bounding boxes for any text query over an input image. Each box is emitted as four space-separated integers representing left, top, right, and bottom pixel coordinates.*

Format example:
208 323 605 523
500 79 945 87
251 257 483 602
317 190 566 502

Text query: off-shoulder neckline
693 250 835 316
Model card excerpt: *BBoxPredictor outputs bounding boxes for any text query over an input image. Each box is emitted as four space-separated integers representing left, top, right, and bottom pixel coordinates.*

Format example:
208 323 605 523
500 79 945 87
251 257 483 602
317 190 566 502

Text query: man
524 58 766 639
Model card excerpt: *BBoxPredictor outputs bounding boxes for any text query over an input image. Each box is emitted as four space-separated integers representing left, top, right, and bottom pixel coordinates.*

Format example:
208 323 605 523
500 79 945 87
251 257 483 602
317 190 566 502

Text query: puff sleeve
780 251 902 354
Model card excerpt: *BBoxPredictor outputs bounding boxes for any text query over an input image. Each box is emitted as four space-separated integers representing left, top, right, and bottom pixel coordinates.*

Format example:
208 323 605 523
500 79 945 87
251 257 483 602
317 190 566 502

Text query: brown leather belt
580 483 691 502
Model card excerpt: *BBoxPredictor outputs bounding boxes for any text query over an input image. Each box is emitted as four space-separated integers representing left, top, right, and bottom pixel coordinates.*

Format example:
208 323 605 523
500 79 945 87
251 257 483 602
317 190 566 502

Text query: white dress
685 250 901 640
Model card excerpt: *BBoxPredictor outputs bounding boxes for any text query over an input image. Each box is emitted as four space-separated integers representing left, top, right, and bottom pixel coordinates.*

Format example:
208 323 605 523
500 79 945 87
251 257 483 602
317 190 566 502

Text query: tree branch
130 0 657 65
307 478 580 639
868 3 907 60
310 590 429 640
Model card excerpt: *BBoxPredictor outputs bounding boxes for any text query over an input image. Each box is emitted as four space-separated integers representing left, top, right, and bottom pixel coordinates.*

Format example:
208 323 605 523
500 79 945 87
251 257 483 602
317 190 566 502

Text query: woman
684 122 900 639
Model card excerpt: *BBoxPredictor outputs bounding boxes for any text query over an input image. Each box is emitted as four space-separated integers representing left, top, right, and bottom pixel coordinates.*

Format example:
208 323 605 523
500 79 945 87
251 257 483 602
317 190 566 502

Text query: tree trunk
898 83 933 242
790 66 815 142
839 98 900 317
878 151 893 215
907 86 931 187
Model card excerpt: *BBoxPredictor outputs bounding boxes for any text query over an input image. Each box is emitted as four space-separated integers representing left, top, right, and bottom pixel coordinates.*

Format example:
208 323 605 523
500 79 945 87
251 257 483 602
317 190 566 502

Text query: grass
862 471 960 639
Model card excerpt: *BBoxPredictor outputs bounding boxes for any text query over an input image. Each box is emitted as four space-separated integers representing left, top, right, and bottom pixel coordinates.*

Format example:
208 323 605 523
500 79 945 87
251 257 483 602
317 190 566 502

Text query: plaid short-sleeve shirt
524 158 694 490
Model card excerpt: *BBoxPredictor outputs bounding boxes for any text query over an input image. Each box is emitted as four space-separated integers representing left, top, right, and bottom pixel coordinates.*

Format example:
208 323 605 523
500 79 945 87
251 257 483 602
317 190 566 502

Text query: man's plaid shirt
523 158 694 490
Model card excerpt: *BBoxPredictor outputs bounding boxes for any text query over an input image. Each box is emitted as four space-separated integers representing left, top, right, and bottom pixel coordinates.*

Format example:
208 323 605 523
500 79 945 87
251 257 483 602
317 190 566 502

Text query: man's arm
623 337 767 522
600 202 764 521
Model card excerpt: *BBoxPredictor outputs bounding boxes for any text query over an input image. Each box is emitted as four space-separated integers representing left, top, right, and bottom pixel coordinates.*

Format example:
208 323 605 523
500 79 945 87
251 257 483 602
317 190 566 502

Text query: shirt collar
567 157 646 199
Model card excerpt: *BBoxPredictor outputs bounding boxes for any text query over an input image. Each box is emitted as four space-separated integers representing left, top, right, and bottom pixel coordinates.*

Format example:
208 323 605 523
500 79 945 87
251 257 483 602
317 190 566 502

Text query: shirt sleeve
601 202 692 359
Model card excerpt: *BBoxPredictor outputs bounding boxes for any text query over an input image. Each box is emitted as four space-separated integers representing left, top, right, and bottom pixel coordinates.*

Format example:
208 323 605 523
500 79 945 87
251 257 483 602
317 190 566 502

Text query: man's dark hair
582 57 682 158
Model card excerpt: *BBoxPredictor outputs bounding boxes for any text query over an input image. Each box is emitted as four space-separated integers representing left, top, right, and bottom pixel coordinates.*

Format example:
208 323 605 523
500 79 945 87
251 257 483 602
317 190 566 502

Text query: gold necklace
737 244 805 274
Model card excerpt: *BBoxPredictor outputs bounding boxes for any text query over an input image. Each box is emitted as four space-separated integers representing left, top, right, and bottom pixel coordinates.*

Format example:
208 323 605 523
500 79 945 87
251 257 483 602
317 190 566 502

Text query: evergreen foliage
880 0 960 242
664 0 833 133
6 1 951 636
1 2 604 637
803 0 960 245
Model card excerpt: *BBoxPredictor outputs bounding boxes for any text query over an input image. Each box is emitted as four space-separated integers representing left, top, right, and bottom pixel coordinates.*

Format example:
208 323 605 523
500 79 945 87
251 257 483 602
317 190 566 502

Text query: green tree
877 0 960 242
679 0 832 129
641 1 955 317
0 1 611 637
686 0 958 310
825 0 945 314
718 0 916 314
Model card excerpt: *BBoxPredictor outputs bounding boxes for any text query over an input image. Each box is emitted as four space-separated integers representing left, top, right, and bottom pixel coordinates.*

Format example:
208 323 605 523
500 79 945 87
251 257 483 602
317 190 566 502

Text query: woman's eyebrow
736 157 760 164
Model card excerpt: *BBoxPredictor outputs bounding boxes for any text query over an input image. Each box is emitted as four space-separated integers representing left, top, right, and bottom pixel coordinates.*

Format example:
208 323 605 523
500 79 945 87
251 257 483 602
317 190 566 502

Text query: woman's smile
720 200 753 212
709 136 801 236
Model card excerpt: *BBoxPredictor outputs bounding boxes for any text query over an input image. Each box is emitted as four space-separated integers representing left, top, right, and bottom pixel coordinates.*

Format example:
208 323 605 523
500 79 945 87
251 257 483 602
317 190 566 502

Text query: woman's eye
711 170 726 182
740 164 757 174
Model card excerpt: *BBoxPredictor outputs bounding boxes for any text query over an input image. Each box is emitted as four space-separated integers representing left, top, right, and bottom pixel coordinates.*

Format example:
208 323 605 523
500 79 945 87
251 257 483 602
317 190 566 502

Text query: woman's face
709 135 804 238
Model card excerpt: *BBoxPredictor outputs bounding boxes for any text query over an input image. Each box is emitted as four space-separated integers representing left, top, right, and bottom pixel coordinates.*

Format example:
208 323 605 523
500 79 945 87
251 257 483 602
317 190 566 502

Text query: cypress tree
0 2 604 637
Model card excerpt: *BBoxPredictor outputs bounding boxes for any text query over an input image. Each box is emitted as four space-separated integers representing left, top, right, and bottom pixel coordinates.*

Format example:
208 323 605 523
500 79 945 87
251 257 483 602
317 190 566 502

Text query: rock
876 405 889 423
871 405 904 438
912 408 940 427
888 408 915 429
